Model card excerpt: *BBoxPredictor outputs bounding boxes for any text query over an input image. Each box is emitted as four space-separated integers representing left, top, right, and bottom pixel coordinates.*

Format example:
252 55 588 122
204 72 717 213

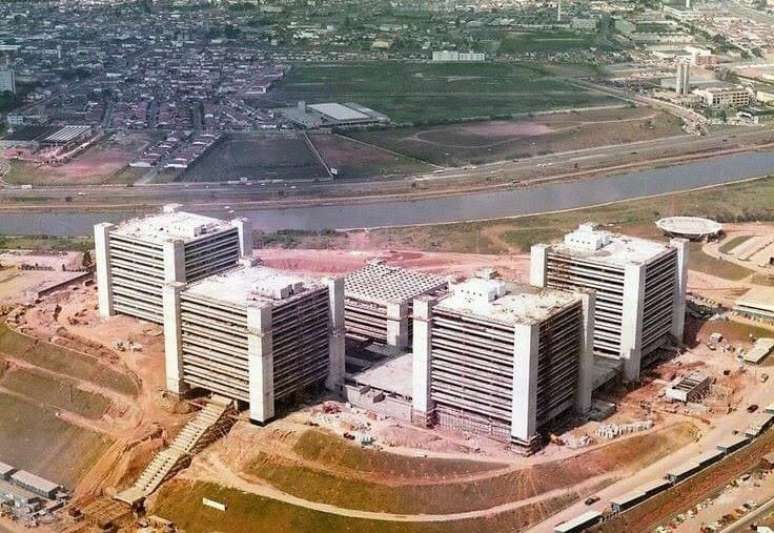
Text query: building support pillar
247 303 274 424
94 223 115 318
162 282 187 396
163 239 186 284
325 277 345 393
670 238 689 344
576 290 595 414
511 322 540 446
233 217 253 259
529 244 549 288
621 263 646 382
386 301 409 349
411 297 434 427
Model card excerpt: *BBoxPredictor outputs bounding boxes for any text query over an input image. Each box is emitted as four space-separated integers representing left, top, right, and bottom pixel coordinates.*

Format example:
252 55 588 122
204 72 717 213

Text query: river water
1 150 773 236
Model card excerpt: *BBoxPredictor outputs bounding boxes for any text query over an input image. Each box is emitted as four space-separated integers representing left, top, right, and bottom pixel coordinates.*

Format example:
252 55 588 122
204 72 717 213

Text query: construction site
0 212 771 533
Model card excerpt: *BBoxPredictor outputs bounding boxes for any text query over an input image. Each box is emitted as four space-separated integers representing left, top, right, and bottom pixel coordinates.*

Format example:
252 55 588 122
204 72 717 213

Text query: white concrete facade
94 222 115 318
325 277 346 392
671 238 689 342
621 263 646 381
411 297 434 426
510 323 539 444
386 302 409 349
576 290 596 413
247 304 274 424
162 282 186 395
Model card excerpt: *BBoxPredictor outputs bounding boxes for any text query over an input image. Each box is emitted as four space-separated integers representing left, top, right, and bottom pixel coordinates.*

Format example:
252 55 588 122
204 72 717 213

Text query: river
1 150 773 236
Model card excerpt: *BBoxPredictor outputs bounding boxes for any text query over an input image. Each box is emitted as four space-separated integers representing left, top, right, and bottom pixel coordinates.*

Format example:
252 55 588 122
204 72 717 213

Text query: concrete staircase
115 396 234 506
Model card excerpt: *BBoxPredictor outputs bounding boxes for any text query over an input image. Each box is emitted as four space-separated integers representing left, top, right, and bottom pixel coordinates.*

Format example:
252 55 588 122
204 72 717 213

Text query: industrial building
694 86 754 107
163 259 345 421
0 68 15 94
531 223 688 381
282 101 390 129
343 262 447 350
94 204 251 323
412 276 594 453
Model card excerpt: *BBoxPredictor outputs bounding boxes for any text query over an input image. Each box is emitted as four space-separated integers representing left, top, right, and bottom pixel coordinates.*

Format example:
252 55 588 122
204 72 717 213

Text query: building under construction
94 204 251 323
412 276 594 453
531 223 688 381
163 259 345 422
343 262 447 350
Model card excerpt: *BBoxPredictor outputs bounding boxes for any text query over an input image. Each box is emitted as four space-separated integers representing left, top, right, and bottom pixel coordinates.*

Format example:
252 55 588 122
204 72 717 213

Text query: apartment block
94 204 251 323
531 223 688 381
412 277 594 453
344 262 447 349
164 260 345 422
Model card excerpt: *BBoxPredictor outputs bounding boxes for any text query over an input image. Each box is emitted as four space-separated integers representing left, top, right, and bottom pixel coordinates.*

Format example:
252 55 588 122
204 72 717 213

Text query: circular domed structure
656 216 723 240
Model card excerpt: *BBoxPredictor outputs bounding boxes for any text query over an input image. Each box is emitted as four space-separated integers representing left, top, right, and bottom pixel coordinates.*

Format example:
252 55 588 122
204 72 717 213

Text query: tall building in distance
530 223 688 382
0 68 16 94
676 62 690 96
412 276 594 453
164 260 345 423
94 204 251 323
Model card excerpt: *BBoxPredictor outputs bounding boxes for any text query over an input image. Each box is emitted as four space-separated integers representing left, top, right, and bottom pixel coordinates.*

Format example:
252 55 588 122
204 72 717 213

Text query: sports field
270 63 617 124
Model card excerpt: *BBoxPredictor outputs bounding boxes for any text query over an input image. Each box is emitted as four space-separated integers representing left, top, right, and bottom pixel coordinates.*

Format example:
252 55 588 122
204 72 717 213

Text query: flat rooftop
309 102 369 122
112 208 235 244
436 278 580 326
350 352 413 398
43 125 91 143
546 223 671 267
345 263 447 305
183 264 324 308
736 287 774 313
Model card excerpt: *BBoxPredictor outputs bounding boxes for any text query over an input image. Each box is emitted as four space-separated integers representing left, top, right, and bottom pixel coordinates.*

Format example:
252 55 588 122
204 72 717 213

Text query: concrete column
247 303 274 424
162 282 187 395
670 238 689 344
576 290 595 414
386 301 409 349
529 244 549 288
163 239 186 284
93 223 115 318
511 322 539 443
325 277 345 392
232 217 253 259
412 297 434 427
621 263 646 382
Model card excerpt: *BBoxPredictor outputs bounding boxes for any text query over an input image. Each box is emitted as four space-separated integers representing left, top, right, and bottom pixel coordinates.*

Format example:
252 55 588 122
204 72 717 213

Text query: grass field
181 133 329 183
1 367 111 419
0 392 112 487
270 63 617 124
498 30 604 54
152 479 579 533
309 134 434 179
0 324 138 396
347 107 682 166
242 424 696 515
718 235 754 254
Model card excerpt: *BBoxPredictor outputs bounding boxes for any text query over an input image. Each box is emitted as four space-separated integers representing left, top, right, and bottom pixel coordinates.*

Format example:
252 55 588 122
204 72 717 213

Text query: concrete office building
531 223 688 381
344 262 447 350
412 277 594 453
676 62 690 95
164 259 345 422
94 204 251 323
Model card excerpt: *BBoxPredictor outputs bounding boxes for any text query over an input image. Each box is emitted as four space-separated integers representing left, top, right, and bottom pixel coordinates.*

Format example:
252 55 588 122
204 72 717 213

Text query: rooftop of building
736 286 774 312
544 223 672 266
111 204 236 244
344 262 447 305
436 277 580 326
350 352 413 399
183 262 324 307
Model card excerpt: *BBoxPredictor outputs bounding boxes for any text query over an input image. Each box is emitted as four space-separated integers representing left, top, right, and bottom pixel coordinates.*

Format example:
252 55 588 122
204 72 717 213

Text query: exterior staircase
115 396 234 507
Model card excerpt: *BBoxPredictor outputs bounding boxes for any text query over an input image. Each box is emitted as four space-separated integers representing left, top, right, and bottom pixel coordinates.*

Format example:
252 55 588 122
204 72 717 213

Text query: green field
718 234 754 254
271 63 616 124
0 324 139 396
153 479 578 533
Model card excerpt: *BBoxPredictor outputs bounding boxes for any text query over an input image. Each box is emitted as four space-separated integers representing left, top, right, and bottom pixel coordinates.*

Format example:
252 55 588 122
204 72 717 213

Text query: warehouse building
412 276 594 453
343 262 447 350
94 204 251 323
531 223 688 381
164 259 345 420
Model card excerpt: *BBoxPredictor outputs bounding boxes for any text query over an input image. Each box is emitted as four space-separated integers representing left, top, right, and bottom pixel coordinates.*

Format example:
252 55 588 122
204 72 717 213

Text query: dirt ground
5 132 151 185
